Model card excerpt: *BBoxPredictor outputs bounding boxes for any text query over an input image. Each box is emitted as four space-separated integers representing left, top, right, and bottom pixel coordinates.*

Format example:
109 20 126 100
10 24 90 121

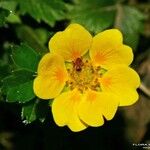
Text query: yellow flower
33 24 140 132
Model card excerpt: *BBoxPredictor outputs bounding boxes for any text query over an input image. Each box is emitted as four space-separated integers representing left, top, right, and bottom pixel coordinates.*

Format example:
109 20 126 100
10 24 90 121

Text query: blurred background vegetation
0 0 150 149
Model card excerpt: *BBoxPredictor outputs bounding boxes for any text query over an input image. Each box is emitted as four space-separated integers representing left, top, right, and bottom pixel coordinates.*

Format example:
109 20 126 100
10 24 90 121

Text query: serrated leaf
36 100 50 122
116 6 145 50
21 99 49 123
2 69 35 103
7 80 35 102
17 0 67 27
0 7 10 27
12 43 41 72
6 13 21 24
0 0 17 12
68 0 116 33
21 99 37 123
0 0 21 24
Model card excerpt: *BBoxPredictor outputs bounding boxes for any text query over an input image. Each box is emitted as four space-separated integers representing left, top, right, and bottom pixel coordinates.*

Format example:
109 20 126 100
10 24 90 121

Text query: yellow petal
78 90 118 127
100 65 140 106
49 23 92 61
33 53 68 99
52 89 87 132
90 29 133 69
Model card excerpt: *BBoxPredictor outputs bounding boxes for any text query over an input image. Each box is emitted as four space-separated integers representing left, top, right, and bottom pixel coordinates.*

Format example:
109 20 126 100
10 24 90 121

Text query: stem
114 3 123 28
139 83 150 97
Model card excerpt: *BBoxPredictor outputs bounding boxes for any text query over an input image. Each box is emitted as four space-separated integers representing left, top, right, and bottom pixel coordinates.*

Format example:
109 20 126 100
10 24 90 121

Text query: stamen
66 58 106 92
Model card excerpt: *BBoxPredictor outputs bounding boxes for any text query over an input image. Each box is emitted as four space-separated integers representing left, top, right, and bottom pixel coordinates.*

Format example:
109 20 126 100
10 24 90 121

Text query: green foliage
0 0 21 24
12 43 41 72
1 43 41 103
0 65 11 98
15 25 48 52
1 41 49 122
69 0 117 33
2 70 35 103
115 6 145 50
68 0 145 49
22 100 37 123
0 7 10 26
0 0 17 12
21 99 49 123
17 0 67 27
0 0 68 26
0 65 11 82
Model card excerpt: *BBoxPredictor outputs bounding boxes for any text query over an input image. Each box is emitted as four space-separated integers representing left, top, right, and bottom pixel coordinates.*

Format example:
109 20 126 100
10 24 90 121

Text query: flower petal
78 90 118 127
33 53 68 99
52 89 87 132
90 29 133 69
49 23 92 61
100 65 140 106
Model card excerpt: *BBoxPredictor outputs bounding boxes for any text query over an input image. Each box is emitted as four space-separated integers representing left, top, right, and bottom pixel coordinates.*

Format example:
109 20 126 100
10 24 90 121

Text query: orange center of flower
66 58 106 93
94 53 106 64
55 68 66 83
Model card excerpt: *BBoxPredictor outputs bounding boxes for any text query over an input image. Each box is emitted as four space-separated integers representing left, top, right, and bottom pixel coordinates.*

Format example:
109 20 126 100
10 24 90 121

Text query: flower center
66 58 104 93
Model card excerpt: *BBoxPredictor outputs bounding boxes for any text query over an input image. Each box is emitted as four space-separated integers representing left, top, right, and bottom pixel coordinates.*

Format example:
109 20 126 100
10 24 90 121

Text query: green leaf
21 100 37 123
12 43 41 72
7 81 35 102
2 70 34 88
68 0 116 33
15 25 48 52
0 64 11 98
35 28 51 46
17 0 67 27
2 69 35 103
0 0 21 24
6 13 21 24
21 99 49 123
115 6 145 50
0 0 17 12
0 7 10 27
0 65 11 82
